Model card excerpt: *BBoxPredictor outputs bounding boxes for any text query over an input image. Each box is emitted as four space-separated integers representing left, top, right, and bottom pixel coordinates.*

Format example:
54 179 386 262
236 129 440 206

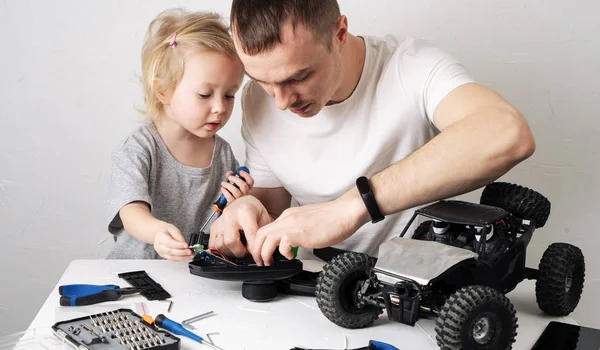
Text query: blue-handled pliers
58 284 141 306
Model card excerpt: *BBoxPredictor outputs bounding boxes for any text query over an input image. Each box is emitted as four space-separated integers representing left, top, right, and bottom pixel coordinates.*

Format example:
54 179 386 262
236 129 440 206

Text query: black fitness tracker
356 176 384 223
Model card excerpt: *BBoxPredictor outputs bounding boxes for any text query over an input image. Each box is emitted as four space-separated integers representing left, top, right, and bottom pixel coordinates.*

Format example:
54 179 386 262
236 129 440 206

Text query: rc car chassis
187 231 313 301
315 182 586 350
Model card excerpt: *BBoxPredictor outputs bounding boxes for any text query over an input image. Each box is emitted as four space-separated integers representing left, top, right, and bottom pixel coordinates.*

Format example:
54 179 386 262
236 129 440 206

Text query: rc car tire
412 220 433 240
536 242 585 316
480 182 550 228
316 252 382 329
435 285 517 350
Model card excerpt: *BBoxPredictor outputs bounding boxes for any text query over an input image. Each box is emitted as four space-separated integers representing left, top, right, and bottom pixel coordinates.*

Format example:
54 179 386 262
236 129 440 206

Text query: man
209 0 535 266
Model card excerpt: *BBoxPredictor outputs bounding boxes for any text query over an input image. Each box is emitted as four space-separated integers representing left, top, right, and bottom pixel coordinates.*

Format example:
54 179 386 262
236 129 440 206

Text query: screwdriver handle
369 340 400 350
213 166 250 212
154 314 204 343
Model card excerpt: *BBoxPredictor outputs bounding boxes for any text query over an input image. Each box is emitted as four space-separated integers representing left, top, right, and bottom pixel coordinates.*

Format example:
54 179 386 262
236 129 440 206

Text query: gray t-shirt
105 121 239 259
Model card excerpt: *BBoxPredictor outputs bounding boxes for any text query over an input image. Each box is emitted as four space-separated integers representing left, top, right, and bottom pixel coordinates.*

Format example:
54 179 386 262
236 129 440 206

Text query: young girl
105 8 253 261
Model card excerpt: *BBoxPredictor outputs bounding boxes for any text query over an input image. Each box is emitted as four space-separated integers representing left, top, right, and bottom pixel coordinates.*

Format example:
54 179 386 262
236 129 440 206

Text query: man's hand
251 191 369 266
153 223 194 261
209 195 272 258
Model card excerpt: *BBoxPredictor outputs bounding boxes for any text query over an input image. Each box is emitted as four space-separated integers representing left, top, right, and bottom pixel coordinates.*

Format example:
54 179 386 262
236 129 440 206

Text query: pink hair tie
169 32 177 48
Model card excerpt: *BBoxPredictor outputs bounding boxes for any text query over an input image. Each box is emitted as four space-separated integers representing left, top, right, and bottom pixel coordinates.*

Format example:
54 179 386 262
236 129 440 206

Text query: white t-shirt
241 35 475 257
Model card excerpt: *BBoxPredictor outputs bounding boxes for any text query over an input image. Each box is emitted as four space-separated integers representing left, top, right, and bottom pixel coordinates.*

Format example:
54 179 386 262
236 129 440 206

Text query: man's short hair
230 0 341 55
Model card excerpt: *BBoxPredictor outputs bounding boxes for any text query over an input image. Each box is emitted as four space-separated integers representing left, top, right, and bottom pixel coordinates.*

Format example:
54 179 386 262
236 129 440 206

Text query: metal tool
161 299 173 312
183 311 214 324
196 166 250 234
58 284 141 306
206 332 219 345
154 314 224 350
182 311 215 329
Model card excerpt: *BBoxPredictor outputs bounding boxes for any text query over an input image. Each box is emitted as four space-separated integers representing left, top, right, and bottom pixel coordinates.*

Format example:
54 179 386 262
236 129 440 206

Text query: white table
27 259 578 350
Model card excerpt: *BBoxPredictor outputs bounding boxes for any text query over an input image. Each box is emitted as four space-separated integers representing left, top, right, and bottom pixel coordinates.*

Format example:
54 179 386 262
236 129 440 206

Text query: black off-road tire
480 182 551 228
435 285 518 350
536 243 585 316
412 220 433 240
316 252 383 329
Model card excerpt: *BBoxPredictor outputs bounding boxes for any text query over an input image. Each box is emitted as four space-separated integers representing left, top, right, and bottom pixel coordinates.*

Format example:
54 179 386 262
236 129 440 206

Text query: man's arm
253 82 535 265
368 82 535 216
250 187 292 221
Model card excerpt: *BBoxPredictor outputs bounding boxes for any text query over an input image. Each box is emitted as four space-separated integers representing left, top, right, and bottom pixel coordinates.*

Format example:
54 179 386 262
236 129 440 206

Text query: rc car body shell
374 238 479 286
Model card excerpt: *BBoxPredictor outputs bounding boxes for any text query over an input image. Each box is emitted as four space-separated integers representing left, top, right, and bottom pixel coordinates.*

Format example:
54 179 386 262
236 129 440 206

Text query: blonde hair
140 8 240 121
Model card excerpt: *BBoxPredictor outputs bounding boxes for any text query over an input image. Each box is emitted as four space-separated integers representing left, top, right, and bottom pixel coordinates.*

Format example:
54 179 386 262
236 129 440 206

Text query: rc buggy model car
315 182 586 350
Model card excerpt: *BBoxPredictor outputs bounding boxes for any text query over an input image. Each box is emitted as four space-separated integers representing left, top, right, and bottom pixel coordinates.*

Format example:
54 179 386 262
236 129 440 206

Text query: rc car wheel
435 285 517 350
412 220 433 240
536 242 585 316
480 182 550 227
316 252 383 329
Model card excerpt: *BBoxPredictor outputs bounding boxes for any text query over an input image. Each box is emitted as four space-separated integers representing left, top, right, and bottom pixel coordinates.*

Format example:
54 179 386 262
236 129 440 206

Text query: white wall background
1 0 599 337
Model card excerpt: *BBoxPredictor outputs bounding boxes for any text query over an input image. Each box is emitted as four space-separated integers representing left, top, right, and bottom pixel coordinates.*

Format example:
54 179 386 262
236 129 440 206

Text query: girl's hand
220 170 255 204
153 223 194 261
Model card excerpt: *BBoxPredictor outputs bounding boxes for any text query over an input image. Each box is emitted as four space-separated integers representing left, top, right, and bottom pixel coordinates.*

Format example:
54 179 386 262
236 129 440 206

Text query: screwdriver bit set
52 308 180 349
